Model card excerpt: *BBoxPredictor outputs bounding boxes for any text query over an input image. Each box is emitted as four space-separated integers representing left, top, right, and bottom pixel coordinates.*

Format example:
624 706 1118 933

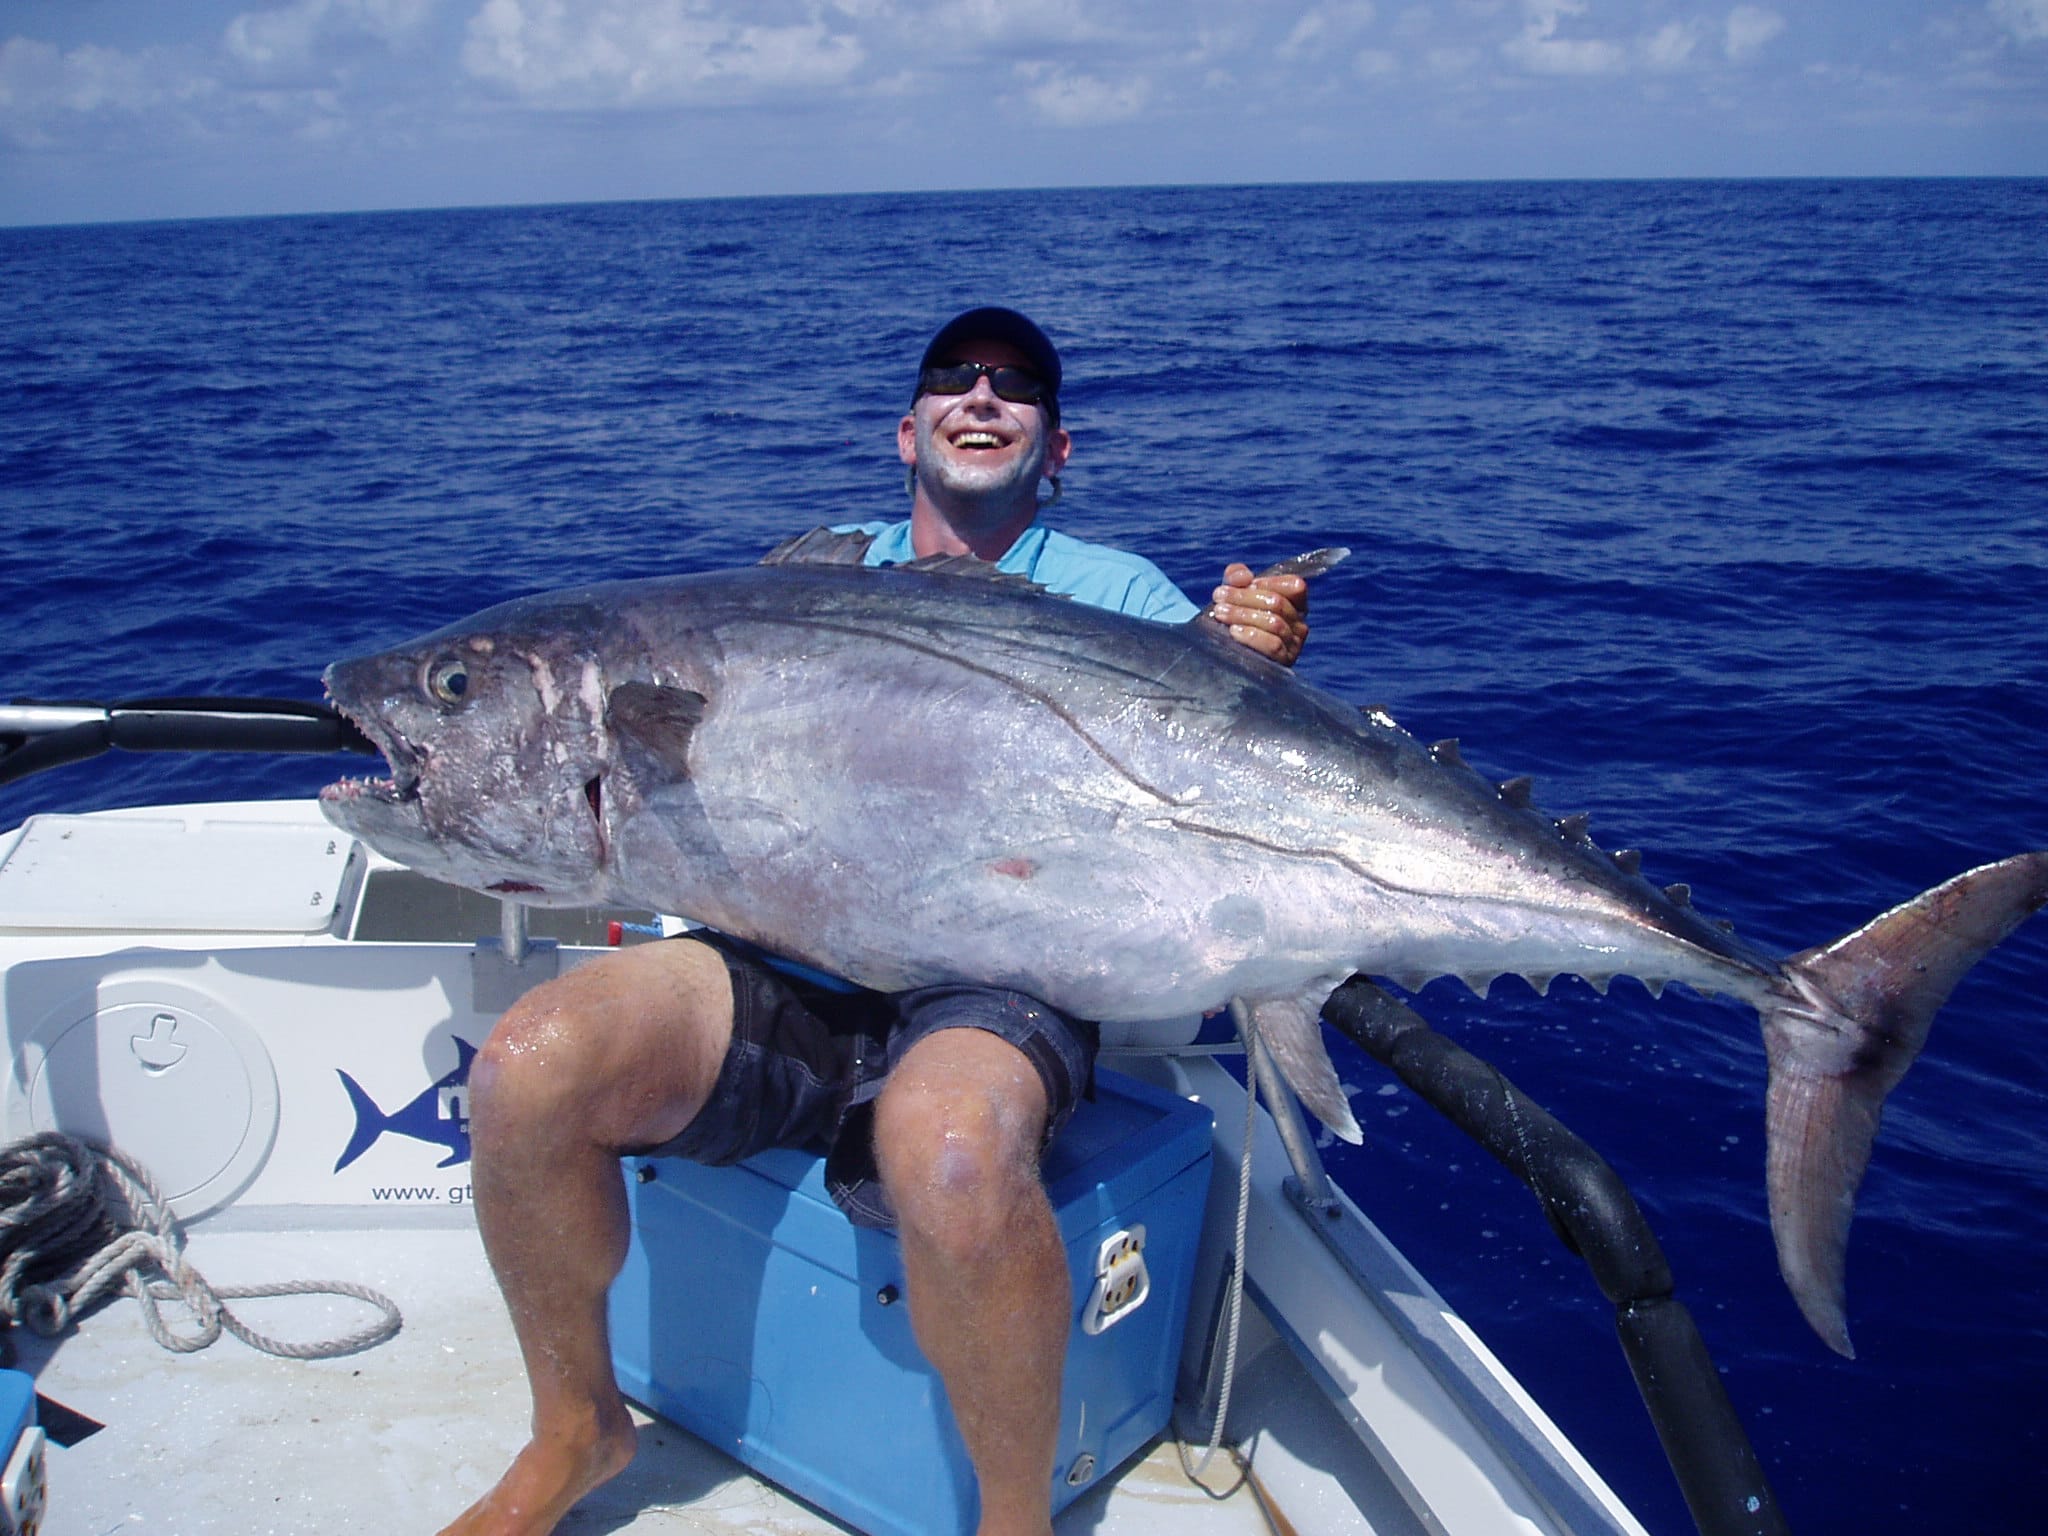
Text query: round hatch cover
19 978 280 1219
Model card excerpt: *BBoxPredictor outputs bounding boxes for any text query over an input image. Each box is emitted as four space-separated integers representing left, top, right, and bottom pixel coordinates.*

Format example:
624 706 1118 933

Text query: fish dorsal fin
759 527 1059 595
898 551 1058 593
759 527 877 567
606 681 708 771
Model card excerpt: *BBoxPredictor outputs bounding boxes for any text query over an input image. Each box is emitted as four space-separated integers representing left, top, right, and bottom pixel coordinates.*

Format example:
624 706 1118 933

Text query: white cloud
1643 20 1704 70
1503 0 1626 76
225 0 438 71
460 0 867 106
1990 0 2048 41
900 0 1118 59
1016 63 1149 125
0 37 214 148
1724 5 1785 62
1279 3 1379 60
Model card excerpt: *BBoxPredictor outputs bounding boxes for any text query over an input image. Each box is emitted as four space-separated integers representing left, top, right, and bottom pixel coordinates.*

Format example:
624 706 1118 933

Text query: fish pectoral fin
606 682 708 776
1242 986 1362 1145
1255 546 1352 581
1191 548 1353 647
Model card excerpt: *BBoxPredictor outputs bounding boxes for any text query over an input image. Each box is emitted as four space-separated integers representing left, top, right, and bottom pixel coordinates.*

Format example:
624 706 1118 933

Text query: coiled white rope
0 1132 401 1359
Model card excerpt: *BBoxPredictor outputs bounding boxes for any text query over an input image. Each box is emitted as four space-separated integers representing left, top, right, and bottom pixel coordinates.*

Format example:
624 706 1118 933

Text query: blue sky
3 0 2044 226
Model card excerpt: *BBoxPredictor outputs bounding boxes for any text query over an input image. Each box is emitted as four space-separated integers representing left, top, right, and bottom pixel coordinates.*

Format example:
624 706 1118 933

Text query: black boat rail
1322 976 1791 1536
0 698 375 789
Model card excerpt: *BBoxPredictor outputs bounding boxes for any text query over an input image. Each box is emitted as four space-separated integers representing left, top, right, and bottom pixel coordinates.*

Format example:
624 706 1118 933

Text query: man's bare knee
873 1033 1050 1259
471 938 735 1153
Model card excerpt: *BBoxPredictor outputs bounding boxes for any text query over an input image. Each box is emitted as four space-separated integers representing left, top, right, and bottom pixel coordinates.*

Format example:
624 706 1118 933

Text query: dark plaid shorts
638 933 1098 1229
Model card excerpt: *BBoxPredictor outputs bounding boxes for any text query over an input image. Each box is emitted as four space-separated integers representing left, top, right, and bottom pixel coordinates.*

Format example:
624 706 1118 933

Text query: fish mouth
318 700 423 808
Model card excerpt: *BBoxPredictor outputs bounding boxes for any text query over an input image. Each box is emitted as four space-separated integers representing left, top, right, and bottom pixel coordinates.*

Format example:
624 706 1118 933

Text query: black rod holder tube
1321 975 1790 1536
2 697 375 789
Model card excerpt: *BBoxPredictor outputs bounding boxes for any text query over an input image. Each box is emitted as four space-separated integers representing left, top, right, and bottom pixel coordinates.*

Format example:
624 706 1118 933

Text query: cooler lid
1044 1068 1214 1217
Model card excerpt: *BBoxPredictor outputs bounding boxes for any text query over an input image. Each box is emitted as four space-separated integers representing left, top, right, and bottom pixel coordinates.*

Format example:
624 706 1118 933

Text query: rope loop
0 1131 401 1359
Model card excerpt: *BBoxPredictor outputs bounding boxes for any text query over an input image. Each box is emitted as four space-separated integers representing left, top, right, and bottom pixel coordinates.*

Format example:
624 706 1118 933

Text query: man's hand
1210 563 1310 666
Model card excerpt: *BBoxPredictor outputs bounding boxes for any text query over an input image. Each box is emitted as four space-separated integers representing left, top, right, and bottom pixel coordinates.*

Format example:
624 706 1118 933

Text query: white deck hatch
0 810 354 933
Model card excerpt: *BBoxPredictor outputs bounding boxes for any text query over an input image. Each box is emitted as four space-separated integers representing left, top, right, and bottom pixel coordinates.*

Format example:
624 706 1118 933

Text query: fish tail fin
1763 851 2048 1357
332 1070 390 1173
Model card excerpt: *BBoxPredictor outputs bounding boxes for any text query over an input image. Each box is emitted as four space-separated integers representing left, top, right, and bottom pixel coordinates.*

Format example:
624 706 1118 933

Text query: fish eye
425 657 471 707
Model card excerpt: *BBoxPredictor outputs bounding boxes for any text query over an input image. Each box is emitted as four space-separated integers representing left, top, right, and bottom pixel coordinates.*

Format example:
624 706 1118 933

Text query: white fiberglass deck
24 1217 1375 1536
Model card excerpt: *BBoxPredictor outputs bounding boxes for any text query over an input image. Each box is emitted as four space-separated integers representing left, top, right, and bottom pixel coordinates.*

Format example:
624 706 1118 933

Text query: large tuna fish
320 529 2046 1356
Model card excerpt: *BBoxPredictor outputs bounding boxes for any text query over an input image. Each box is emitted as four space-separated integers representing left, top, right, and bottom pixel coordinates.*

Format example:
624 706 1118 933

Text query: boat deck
25 1217 1370 1535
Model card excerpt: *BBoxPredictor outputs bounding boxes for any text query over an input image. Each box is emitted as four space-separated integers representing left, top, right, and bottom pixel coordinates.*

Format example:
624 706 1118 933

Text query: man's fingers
1213 586 1301 619
1224 623 1288 659
1212 562 1310 666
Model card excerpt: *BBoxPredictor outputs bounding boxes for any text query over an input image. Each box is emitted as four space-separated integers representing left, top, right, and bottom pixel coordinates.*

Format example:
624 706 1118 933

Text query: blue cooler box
610 1067 1214 1536
0 1368 44 1536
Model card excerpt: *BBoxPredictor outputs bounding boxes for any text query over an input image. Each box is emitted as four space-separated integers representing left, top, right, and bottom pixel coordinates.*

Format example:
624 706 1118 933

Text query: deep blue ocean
4 179 2045 1534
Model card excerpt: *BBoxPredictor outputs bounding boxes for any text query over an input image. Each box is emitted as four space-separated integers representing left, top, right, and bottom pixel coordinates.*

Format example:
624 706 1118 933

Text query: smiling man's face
899 337 1070 530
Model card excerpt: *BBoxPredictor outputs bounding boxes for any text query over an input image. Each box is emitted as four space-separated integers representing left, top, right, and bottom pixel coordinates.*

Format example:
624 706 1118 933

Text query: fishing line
1175 998 1263 1488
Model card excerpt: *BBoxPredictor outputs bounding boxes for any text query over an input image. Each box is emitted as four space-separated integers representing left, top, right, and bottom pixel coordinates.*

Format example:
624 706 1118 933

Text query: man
440 308 1313 1536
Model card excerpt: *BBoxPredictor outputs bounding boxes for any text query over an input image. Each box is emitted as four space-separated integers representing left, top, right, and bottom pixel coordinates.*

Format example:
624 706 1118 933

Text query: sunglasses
916 361 1055 410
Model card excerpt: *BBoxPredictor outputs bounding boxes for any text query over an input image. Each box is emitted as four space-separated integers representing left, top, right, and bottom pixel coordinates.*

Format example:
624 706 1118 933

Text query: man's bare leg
873 1029 1069 1536
436 939 737 1536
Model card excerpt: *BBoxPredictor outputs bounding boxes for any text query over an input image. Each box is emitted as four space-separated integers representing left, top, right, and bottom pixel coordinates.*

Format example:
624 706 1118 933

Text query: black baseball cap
916 306 1062 403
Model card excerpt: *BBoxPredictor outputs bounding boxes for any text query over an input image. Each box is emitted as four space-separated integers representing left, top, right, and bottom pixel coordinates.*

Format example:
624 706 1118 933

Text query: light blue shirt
833 519 1200 623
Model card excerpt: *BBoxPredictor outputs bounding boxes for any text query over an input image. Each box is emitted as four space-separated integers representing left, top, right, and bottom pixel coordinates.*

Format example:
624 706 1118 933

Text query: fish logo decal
333 1037 477 1172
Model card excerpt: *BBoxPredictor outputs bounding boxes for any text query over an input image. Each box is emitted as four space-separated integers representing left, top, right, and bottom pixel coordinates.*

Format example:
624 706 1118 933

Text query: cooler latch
1080 1224 1150 1335
0 1423 46 1536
